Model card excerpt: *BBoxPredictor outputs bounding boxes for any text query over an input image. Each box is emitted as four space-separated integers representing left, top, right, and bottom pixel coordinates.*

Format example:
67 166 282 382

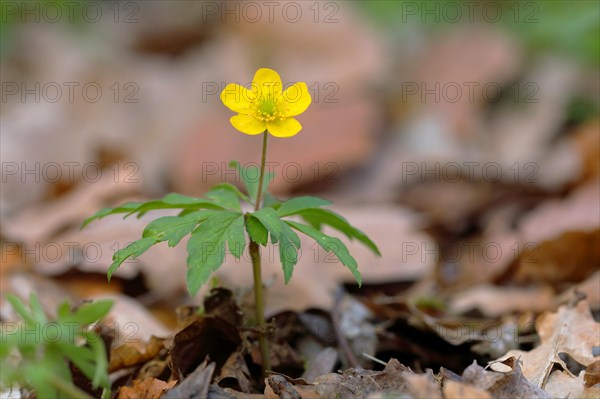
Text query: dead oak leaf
544 370 600 399
110 336 166 373
494 299 600 388
117 378 177 399
463 358 549 398
265 359 412 399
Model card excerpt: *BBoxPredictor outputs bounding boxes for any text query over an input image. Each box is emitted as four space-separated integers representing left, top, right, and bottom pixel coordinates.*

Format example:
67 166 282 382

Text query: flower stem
254 130 269 211
251 130 270 374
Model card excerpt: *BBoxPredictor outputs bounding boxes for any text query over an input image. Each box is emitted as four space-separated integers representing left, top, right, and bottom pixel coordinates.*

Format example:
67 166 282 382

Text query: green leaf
57 342 99 387
132 193 225 216
87 331 110 388
286 220 362 286
262 192 280 208
277 222 301 283
63 300 113 326
81 202 141 228
230 160 273 203
245 216 268 245
276 196 332 217
205 186 243 212
208 183 250 204
296 208 380 256
82 193 225 229
29 293 48 324
108 237 157 280
249 208 300 282
6 294 35 324
185 211 244 296
226 215 246 259
142 211 214 247
251 207 284 241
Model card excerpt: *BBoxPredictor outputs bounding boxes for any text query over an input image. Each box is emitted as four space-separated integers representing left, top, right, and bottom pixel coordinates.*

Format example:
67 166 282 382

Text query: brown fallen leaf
449 284 555 317
110 336 166 373
265 358 412 399
514 181 600 284
403 370 442 399
97 294 171 346
585 360 600 387
170 317 240 378
494 299 600 388
266 375 302 399
545 370 600 399
162 360 215 399
301 347 338 383
2 163 140 244
463 358 549 398
572 119 600 184
117 378 176 399
214 351 252 393
442 379 491 399
556 271 600 310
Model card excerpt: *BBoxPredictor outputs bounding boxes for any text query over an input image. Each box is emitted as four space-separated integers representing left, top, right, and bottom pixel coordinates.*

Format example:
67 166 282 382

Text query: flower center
259 100 276 116
252 97 285 122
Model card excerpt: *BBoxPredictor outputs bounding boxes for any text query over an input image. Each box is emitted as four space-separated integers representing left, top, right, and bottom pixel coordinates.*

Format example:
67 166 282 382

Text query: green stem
249 241 270 373
251 130 270 374
254 130 269 211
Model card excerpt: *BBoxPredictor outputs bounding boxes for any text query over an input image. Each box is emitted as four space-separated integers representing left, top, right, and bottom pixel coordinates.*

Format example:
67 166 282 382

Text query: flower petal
282 82 311 116
267 118 302 138
252 68 282 99
230 115 266 135
221 83 254 114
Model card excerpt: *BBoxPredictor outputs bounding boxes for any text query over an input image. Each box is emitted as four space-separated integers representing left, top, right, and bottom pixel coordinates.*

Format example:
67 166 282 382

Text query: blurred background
1 0 599 353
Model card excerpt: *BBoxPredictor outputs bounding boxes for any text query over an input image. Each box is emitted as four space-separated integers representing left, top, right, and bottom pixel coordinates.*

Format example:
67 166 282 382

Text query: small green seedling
1 294 112 399
83 68 380 372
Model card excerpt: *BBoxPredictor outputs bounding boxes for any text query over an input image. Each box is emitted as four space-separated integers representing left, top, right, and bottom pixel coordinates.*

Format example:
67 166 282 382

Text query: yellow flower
221 68 311 137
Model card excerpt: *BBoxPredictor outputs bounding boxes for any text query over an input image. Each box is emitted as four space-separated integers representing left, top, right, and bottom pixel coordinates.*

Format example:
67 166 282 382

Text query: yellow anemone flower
220 68 311 137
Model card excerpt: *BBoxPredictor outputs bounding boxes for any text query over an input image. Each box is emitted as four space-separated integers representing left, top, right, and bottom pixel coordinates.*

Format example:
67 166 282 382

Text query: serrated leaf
248 209 300 282
82 193 225 229
208 183 251 204
132 193 225 216
277 196 333 217
142 211 214 247
230 160 274 203
108 237 157 280
205 187 243 211
286 220 362 286
296 208 380 256
81 202 142 228
251 207 284 241
263 192 280 208
226 215 246 259
185 211 244 296
277 222 301 283
245 216 268 245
